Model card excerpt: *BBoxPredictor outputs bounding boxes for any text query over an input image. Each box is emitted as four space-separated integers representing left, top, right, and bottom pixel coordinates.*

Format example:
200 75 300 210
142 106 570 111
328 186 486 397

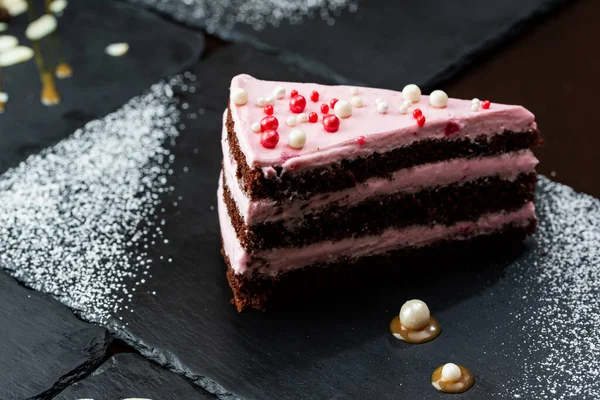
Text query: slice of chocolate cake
219 74 541 311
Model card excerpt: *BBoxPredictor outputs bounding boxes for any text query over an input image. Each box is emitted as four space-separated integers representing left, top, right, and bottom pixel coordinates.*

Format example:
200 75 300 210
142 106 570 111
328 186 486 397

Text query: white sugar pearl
273 85 286 99
251 122 261 132
472 98 481 104
256 97 266 107
230 88 248 106
265 95 275 105
334 100 352 118
286 116 297 127
297 113 308 123
441 363 462 382
399 104 408 114
350 87 359 95
399 299 430 330
403 99 412 107
471 103 481 112
288 129 306 149
375 98 383 104
402 84 421 103
376 101 388 114
429 90 449 108
351 96 363 107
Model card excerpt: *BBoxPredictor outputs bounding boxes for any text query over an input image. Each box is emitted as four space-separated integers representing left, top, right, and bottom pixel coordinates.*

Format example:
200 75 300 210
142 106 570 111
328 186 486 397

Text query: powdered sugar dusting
128 0 357 31
0 78 182 324
506 176 600 398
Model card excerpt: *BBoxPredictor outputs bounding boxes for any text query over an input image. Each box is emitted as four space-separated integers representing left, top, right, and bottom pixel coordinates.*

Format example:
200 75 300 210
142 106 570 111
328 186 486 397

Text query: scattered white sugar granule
105 42 129 57
126 0 357 31
0 79 180 324
504 177 600 399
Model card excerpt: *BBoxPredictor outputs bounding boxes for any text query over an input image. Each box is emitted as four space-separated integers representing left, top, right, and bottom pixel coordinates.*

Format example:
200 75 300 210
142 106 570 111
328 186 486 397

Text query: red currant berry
416 115 426 127
310 90 319 102
308 112 318 123
412 109 422 118
260 115 279 132
482 100 491 109
323 115 340 133
290 89 298 97
264 105 273 115
330 98 339 109
260 130 279 149
444 122 460 136
356 136 366 145
289 95 307 113
320 103 329 114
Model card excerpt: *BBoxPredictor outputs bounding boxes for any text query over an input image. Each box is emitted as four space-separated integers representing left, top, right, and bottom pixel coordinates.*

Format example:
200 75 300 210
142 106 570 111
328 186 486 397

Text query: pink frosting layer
229 74 536 174
223 122 538 225
218 174 535 277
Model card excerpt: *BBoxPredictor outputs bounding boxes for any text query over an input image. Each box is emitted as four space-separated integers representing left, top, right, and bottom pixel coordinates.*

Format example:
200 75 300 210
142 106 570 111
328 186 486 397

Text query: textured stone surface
0 271 111 399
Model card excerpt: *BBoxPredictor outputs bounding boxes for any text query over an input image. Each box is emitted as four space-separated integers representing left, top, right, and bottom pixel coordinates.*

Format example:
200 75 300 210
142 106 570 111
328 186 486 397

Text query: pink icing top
229 74 536 174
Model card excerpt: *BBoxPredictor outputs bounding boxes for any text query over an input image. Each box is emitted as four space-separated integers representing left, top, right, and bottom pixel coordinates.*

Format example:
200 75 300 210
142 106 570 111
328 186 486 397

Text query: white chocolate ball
471 103 481 112
402 84 421 103
399 104 408 114
256 97 266 107
230 88 248 106
265 95 275 105
251 122 261 132
429 90 449 108
441 363 462 382
350 87 359 95
350 96 363 108
297 113 308 123
288 129 307 149
334 100 352 118
286 116 297 127
403 99 412 107
399 299 430 330
376 101 388 114
273 85 286 99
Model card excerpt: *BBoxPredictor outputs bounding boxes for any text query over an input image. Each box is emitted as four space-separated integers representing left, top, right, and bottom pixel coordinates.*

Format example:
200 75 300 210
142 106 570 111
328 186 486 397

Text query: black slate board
0 0 203 173
99 45 600 399
56 353 214 399
0 270 111 399
127 0 570 90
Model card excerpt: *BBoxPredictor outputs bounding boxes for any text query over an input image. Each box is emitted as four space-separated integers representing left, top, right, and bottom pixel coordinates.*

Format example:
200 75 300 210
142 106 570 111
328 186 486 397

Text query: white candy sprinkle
49 0 68 15
286 116 297 127
105 42 129 57
399 104 408 114
471 103 481 112
402 84 421 103
350 87 358 95
273 85 285 99
25 14 57 41
265 95 275 105
256 97 266 107
429 90 449 108
0 79 181 324
251 122 260 132
0 92 8 102
4 0 27 17
0 35 18 53
472 98 480 104
376 101 388 114
0 23 6 33
441 363 461 382
229 87 248 106
0 46 33 67
375 98 383 104
403 99 412 107
297 113 308 123
288 129 306 149
399 299 430 330
350 96 363 108
333 99 352 118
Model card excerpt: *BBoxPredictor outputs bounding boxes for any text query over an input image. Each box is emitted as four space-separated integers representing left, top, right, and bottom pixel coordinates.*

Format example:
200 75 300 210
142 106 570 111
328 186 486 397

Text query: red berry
310 90 319 102
323 115 340 133
264 105 273 115
444 122 460 136
330 98 339 109
356 136 366 145
482 100 491 109
260 115 279 132
289 95 306 113
412 109 422 118
308 112 318 123
260 130 279 149
290 89 298 97
320 103 329 114
416 115 426 127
